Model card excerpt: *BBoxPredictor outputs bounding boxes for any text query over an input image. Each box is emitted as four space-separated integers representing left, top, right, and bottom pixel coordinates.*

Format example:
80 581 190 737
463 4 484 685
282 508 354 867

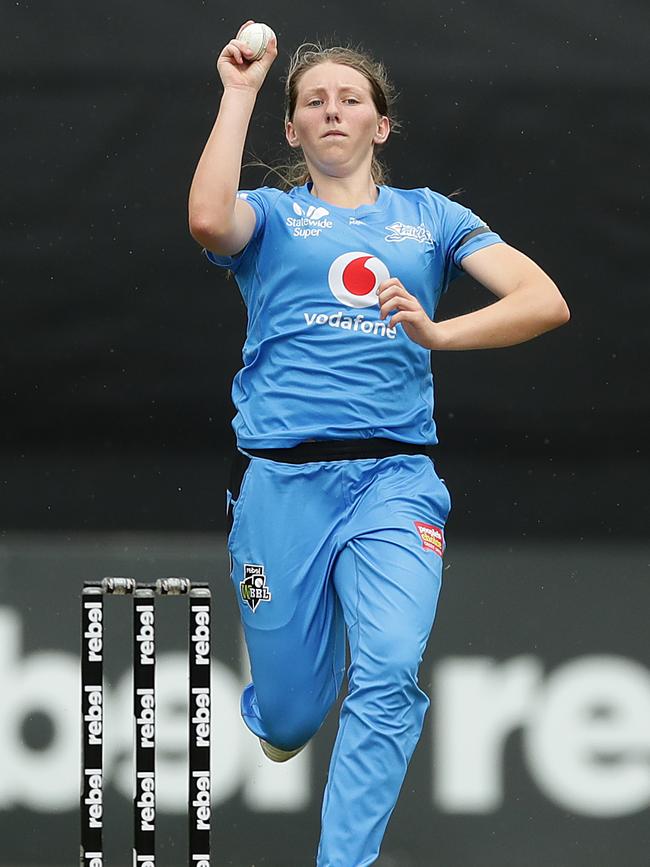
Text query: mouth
322 130 346 138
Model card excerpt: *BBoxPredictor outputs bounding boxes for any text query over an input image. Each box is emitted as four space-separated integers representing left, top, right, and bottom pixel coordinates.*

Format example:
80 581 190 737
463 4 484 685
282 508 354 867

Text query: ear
373 116 391 145
285 121 301 149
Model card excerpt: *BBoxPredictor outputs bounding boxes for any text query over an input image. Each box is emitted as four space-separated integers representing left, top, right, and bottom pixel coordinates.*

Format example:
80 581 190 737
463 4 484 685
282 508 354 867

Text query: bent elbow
189 212 211 243
540 283 570 332
189 213 224 249
552 296 571 328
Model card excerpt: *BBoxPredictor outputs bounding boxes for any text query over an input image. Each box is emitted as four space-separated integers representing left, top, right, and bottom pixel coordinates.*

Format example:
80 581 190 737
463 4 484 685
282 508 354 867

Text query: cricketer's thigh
227 454 349 749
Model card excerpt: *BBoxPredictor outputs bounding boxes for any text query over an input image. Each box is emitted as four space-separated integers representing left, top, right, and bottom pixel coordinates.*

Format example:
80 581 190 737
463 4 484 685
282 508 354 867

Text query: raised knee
259 694 330 750
263 714 319 751
254 674 342 751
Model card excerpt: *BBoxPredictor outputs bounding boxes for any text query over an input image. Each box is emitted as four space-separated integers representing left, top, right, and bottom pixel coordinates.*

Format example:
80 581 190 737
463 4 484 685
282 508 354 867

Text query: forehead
297 61 372 94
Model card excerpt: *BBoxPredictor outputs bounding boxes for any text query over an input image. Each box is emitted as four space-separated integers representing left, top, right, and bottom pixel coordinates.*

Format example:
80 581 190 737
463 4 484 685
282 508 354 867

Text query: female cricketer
188 22 570 867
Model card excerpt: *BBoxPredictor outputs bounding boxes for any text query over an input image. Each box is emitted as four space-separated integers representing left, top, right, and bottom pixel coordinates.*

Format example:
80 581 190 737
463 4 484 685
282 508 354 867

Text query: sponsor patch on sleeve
414 521 445 556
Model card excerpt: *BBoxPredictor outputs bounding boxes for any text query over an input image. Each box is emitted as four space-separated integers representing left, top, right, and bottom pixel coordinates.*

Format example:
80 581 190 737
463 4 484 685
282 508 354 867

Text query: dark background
3 0 648 539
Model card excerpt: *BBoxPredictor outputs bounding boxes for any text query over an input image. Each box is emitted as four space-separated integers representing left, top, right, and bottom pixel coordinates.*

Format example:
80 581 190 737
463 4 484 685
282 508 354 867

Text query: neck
308 167 379 209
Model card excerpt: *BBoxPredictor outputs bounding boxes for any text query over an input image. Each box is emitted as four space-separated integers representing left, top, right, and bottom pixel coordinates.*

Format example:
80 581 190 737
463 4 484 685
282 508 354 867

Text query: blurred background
1 0 648 864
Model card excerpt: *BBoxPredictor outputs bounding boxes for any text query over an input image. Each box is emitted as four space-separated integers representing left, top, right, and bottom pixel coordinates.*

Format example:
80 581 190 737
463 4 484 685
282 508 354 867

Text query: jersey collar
297 182 390 217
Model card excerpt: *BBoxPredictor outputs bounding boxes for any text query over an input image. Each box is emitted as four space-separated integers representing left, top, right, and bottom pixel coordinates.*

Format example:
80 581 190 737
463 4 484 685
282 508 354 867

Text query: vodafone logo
328 252 390 308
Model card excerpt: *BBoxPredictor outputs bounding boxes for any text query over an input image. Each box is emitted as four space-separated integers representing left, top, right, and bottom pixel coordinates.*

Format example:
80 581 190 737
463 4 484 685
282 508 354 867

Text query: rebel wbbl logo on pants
240 564 272 612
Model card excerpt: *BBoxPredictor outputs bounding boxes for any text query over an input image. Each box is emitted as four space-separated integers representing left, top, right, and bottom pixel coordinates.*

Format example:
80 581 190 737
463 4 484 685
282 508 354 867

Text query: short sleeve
203 188 271 272
425 189 503 288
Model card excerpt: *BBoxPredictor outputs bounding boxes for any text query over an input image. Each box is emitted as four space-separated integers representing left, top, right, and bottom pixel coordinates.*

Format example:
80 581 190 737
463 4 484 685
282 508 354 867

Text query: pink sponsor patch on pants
414 521 445 556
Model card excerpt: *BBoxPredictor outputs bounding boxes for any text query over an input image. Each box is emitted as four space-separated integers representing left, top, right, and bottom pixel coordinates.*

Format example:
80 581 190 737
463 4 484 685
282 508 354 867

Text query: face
285 62 390 178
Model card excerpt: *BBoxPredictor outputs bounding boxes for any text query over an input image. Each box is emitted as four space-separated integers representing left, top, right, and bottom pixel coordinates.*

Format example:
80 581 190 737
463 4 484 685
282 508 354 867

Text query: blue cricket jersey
205 183 503 448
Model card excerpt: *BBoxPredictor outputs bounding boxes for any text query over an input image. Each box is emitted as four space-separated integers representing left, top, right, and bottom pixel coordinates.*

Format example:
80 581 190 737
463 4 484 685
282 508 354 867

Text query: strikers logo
384 221 434 244
414 521 445 557
240 564 272 612
328 252 390 308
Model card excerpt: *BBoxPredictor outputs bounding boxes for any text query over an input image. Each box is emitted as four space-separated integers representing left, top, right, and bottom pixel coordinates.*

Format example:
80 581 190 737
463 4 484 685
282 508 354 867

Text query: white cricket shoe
259 738 306 763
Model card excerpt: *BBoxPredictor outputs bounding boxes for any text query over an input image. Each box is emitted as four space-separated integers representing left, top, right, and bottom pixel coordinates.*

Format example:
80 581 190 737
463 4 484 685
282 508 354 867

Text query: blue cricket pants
226 448 451 866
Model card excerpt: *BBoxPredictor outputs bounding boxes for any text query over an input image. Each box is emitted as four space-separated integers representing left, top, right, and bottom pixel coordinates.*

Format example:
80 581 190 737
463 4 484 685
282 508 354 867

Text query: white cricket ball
238 22 275 61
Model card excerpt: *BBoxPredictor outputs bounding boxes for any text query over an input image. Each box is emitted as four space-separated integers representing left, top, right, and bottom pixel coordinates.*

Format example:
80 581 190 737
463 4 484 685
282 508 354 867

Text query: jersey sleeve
425 189 504 289
202 188 272 272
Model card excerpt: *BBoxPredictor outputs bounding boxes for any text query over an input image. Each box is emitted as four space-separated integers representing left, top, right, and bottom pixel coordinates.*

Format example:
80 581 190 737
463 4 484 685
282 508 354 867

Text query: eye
307 98 323 107
344 97 360 104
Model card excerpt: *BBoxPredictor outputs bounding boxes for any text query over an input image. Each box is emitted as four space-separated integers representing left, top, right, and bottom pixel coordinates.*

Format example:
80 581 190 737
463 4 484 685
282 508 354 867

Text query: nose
324 97 340 122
